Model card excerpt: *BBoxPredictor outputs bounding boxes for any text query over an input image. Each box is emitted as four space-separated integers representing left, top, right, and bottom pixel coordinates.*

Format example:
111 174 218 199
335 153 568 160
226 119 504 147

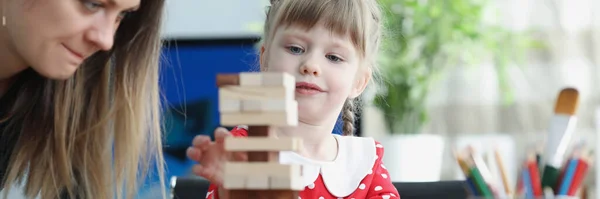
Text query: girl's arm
366 141 401 199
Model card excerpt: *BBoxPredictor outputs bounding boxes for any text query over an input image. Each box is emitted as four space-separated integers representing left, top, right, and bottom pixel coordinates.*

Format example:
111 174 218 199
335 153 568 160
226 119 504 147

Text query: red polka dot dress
205 126 401 199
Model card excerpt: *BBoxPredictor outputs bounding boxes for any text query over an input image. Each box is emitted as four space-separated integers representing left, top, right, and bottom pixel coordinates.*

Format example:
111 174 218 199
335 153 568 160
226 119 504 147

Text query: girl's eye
326 55 343 62
287 46 305 55
82 0 103 11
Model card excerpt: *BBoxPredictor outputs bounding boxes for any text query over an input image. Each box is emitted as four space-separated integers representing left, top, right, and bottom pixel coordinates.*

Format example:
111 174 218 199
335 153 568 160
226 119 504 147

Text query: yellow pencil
454 150 470 176
494 148 511 195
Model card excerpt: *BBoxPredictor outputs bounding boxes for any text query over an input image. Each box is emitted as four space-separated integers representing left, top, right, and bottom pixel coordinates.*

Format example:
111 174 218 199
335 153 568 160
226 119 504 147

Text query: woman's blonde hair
262 0 384 136
1 0 167 198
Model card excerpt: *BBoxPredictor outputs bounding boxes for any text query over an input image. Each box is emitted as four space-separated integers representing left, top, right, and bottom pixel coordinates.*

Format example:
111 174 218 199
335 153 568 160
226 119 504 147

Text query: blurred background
137 0 600 198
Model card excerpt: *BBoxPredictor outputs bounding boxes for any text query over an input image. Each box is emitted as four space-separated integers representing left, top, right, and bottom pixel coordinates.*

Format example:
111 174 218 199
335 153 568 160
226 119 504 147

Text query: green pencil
468 165 493 198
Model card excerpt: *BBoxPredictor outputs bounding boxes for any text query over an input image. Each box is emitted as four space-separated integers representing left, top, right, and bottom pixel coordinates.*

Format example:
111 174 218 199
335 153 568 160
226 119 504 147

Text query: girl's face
1 0 139 79
262 22 370 127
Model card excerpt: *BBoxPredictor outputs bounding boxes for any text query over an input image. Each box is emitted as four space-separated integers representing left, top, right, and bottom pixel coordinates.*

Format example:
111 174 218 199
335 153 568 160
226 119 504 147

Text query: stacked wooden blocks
216 72 304 199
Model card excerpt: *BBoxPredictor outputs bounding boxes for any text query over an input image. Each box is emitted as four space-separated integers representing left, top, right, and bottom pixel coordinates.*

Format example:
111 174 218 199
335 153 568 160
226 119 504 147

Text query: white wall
161 0 269 39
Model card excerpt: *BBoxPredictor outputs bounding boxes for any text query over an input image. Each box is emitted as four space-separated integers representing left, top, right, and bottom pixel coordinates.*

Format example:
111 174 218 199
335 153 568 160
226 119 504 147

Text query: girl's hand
186 127 247 186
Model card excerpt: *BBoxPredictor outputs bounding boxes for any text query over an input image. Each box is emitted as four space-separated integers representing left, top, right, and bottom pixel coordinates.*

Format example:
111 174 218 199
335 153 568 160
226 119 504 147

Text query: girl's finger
192 164 221 185
231 151 248 162
191 164 209 178
192 135 212 150
214 127 231 144
186 147 203 162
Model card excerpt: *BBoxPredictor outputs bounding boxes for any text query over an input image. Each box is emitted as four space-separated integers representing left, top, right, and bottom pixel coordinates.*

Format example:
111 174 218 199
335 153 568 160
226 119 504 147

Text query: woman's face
2 0 140 79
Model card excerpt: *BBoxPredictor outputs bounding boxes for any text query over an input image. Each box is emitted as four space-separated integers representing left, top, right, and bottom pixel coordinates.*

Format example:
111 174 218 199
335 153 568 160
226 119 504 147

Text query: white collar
279 134 377 197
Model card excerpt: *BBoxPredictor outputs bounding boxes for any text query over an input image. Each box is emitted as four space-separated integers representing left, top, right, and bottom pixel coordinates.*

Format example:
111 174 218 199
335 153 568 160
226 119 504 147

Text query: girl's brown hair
1 0 167 198
262 0 384 136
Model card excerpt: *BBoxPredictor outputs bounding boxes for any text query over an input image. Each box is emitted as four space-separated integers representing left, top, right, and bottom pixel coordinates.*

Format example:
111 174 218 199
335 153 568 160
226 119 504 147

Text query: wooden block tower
216 72 304 199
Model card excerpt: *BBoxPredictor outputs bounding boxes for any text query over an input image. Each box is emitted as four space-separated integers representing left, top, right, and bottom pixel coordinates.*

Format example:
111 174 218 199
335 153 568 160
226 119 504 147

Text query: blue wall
160 43 260 146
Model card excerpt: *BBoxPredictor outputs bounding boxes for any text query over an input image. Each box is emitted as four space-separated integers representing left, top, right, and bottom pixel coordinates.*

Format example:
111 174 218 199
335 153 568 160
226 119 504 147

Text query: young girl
187 0 400 198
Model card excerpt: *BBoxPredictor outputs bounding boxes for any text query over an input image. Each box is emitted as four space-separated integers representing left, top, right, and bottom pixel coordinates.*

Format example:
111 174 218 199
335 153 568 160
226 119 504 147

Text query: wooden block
241 99 297 112
220 110 297 126
220 99 297 113
216 74 240 87
223 162 301 177
245 175 270 190
219 99 241 113
228 190 298 199
247 151 279 162
223 175 245 189
218 86 294 101
260 72 295 88
224 175 286 190
223 175 270 190
248 126 270 137
224 137 302 152
237 72 295 88
244 126 278 161
239 72 263 86
269 175 304 191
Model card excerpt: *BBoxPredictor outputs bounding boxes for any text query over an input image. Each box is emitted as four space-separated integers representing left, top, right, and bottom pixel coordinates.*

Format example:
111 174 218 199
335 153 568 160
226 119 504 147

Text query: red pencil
515 155 530 197
567 153 591 196
527 154 543 196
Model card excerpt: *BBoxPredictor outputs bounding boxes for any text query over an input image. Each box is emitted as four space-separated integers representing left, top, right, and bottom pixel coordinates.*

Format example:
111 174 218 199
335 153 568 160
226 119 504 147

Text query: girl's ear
349 67 372 98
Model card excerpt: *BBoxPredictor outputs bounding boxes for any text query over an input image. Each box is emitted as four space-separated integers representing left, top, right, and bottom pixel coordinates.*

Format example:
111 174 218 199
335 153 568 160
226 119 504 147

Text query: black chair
393 181 468 199
170 176 468 199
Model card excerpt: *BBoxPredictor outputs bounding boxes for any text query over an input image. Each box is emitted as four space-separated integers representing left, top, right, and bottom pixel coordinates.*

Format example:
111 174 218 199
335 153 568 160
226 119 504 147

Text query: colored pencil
454 150 480 196
469 147 494 183
522 168 534 198
465 177 479 196
456 140 594 198
527 155 543 196
466 158 493 198
494 148 511 195
558 157 579 195
455 150 471 176
469 147 505 198
567 153 590 196
515 165 524 197
554 157 569 194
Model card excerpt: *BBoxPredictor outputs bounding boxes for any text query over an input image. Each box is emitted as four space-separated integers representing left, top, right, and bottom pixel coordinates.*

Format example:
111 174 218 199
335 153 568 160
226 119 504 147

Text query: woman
0 0 167 198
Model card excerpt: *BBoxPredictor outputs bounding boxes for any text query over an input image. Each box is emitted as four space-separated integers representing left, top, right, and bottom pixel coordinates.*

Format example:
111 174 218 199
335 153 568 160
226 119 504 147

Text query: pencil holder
455 142 591 199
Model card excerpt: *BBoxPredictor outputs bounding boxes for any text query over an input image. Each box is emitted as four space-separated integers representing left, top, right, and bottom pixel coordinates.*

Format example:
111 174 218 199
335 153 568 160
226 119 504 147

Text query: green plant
374 0 542 134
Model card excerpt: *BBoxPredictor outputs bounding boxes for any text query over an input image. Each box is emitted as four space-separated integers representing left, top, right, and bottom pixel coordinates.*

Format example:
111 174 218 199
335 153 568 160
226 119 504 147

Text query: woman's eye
287 46 305 55
82 0 103 11
117 11 133 22
326 55 343 62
